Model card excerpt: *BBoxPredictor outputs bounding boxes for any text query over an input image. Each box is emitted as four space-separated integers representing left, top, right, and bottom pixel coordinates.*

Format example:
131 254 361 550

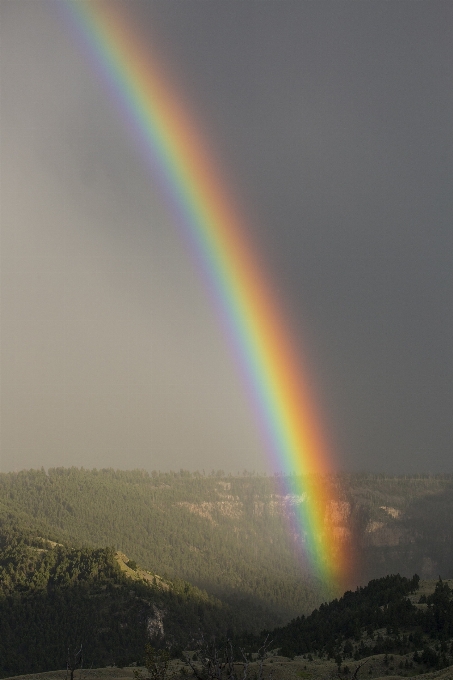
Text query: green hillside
0 518 253 677
1 468 453 628
238 574 453 674
0 468 339 623
2 515 453 680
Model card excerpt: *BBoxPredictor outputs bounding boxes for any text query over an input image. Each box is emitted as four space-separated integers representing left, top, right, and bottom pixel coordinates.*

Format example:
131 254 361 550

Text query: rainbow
62 0 348 586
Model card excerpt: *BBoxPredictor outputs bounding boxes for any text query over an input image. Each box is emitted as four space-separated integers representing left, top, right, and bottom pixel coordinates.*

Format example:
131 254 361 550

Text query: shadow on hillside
362 482 453 582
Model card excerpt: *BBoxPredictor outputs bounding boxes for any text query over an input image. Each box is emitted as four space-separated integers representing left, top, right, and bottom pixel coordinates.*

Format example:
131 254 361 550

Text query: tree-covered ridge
0 521 260 678
237 574 453 671
262 574 421 657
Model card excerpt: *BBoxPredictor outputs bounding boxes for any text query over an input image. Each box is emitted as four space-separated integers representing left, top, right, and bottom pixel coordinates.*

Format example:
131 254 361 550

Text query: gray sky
1 1 452 474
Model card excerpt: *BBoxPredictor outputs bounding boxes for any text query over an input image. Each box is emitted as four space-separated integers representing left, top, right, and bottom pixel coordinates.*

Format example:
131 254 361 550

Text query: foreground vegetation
0 521 239 675
2 519 276 675
241 574 453 665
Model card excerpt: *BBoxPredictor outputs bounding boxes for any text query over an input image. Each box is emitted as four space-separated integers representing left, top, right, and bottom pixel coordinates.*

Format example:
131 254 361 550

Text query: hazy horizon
1 1 452 475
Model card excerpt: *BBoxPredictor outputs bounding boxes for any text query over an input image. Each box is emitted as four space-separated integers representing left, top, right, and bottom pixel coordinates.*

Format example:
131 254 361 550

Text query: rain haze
1 1 452 475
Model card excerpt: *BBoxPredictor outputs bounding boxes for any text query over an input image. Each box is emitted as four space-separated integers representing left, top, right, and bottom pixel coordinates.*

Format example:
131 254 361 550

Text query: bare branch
352 658 370 680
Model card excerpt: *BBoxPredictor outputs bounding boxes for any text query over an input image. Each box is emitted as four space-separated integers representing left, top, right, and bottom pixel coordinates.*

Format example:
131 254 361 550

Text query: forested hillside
0 468 340 622
345 475 453 581
239 574 453 672
0 518 259 677
1 469 453 626
3 517 453 680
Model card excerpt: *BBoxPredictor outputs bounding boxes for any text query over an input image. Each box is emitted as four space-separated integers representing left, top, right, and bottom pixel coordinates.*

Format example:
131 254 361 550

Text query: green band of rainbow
62 0 349 586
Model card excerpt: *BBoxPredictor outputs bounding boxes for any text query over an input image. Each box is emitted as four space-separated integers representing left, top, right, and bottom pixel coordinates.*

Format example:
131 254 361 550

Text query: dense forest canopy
0 468 341 622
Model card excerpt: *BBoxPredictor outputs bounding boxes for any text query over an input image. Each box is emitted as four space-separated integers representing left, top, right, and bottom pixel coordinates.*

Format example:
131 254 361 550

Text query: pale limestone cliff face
176 492 429 556
267 494 307 518
380 506 401 518
177 494 357 544
177 500 243 524
147 605 165 640
366 525 403 547
178 493 309 523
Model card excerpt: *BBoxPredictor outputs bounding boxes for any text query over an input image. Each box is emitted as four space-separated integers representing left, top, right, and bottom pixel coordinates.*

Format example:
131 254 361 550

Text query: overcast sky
1 1 452 475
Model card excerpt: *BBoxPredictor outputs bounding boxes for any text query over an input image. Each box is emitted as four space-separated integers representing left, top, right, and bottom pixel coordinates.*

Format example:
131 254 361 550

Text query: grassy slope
3 654 453 680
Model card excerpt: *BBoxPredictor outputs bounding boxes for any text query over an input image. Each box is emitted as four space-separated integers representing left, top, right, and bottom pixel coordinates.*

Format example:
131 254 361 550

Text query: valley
1 469 453 678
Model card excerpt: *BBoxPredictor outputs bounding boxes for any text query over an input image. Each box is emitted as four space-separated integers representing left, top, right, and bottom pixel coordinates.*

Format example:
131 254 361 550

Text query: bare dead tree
184 635 273 680
336 658 370 680
66 643 83 680
254 637 275 680
352 658 370 679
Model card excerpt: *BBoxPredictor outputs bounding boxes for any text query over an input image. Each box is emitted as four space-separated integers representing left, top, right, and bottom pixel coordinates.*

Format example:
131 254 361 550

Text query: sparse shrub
183 635 274 680
420 647 438 667
134 645 174 680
